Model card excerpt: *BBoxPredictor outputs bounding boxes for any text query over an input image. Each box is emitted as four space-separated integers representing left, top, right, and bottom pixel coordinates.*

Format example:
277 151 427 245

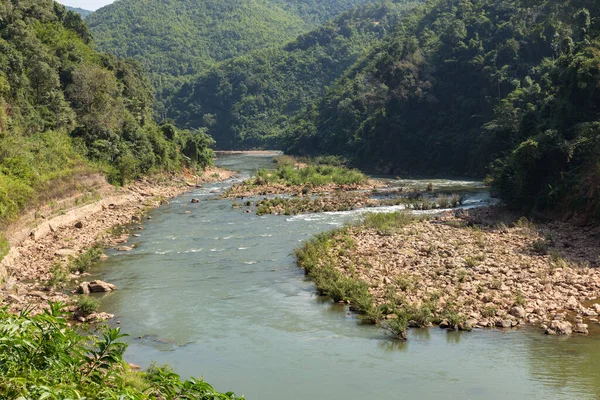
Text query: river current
92 153 600 399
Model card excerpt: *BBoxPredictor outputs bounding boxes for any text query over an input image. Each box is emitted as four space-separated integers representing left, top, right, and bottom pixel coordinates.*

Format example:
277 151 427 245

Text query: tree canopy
0 0 214 227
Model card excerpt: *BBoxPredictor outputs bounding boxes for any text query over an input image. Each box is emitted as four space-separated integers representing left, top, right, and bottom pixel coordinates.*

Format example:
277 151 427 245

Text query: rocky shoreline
0 167 235 319
297 208 600 337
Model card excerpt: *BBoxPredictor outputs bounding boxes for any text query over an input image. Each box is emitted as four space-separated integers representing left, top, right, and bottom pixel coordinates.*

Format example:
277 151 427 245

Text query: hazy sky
60 0 115 11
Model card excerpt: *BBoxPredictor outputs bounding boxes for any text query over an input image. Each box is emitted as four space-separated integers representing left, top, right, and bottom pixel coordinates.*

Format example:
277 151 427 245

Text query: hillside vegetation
86 0 382 116
0 0 214 231
64 5 92 18
172 0 420 148
281 0 600 219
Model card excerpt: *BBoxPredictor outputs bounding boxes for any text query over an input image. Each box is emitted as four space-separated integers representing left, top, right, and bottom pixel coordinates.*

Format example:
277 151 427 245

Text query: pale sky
59 0 115 11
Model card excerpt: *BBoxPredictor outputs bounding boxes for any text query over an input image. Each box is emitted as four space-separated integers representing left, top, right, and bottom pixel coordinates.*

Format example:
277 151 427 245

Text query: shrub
0 303 241 399
482 306 497 317
48 262 70 288
69 244 104 273
77 295 100 316
532 239 549 254
383 315 409 340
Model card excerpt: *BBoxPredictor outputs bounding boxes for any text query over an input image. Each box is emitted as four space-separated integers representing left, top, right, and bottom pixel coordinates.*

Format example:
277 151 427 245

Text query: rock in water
574 323 589 335
77 282 91 295
546 320 572 335
88 280 117 292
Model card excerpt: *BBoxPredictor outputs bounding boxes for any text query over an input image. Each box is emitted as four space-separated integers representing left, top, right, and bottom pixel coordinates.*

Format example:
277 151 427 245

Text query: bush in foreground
0 303 242 399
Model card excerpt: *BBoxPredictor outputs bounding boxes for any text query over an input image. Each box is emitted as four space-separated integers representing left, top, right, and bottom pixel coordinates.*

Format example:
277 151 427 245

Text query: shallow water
94 153 600 399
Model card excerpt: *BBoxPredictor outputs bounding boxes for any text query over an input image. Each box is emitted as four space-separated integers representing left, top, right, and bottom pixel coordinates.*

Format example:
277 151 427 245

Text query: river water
93 153 600 399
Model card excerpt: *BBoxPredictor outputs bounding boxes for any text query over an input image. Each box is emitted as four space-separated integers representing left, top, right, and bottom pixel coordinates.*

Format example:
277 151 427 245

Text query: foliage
0 0 215 230
0 303 241 399
87 0 388 116
246 163 368 188
279 0 600 220
64 6 92 18
171 0 420 147
76 295 100 315
69 244 104 273
295 229 379 323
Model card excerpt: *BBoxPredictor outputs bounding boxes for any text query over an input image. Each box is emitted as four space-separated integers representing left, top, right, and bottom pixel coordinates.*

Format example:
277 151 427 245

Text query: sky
59 0 115 11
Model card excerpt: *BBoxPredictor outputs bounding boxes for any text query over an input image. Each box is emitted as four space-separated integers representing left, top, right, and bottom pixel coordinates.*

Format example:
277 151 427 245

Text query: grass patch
295 229 379 324
0 233 8 264
362 211 416 235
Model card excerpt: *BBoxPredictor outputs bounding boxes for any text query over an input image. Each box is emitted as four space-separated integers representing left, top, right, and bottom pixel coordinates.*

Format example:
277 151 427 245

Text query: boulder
77 282 90 295
191 198 200 204
547 320 572 335
566 296 578 310
593 303 600 313
88 280 116 293
495 320 512 329
510 306 526 319
573 323 589 335
87 312 114 322
116 246 133 252
439 320 450 329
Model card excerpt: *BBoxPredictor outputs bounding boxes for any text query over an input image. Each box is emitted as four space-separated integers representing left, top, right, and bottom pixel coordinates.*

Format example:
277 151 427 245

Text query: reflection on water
91 153 600 400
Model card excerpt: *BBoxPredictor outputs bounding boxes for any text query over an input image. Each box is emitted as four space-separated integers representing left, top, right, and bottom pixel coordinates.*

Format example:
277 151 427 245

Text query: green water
94 153 600 399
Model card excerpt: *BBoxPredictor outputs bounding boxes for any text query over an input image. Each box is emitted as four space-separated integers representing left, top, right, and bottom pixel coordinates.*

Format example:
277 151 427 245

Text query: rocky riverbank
0 167 235 318
297 208 600 337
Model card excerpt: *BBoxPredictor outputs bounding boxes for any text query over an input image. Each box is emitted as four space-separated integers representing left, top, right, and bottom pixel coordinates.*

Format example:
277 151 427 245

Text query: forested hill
282 0 600 219
86 0 381 115
64 5 92 18
171 0 421 149
0 0 214 230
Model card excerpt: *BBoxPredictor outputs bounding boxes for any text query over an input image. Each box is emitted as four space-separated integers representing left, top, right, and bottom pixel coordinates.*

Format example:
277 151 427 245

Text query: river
92 153 600 399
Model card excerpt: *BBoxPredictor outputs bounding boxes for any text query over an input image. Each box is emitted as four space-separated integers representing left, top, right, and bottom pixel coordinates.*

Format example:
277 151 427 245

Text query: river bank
0 167 235 317
296 208 600 337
